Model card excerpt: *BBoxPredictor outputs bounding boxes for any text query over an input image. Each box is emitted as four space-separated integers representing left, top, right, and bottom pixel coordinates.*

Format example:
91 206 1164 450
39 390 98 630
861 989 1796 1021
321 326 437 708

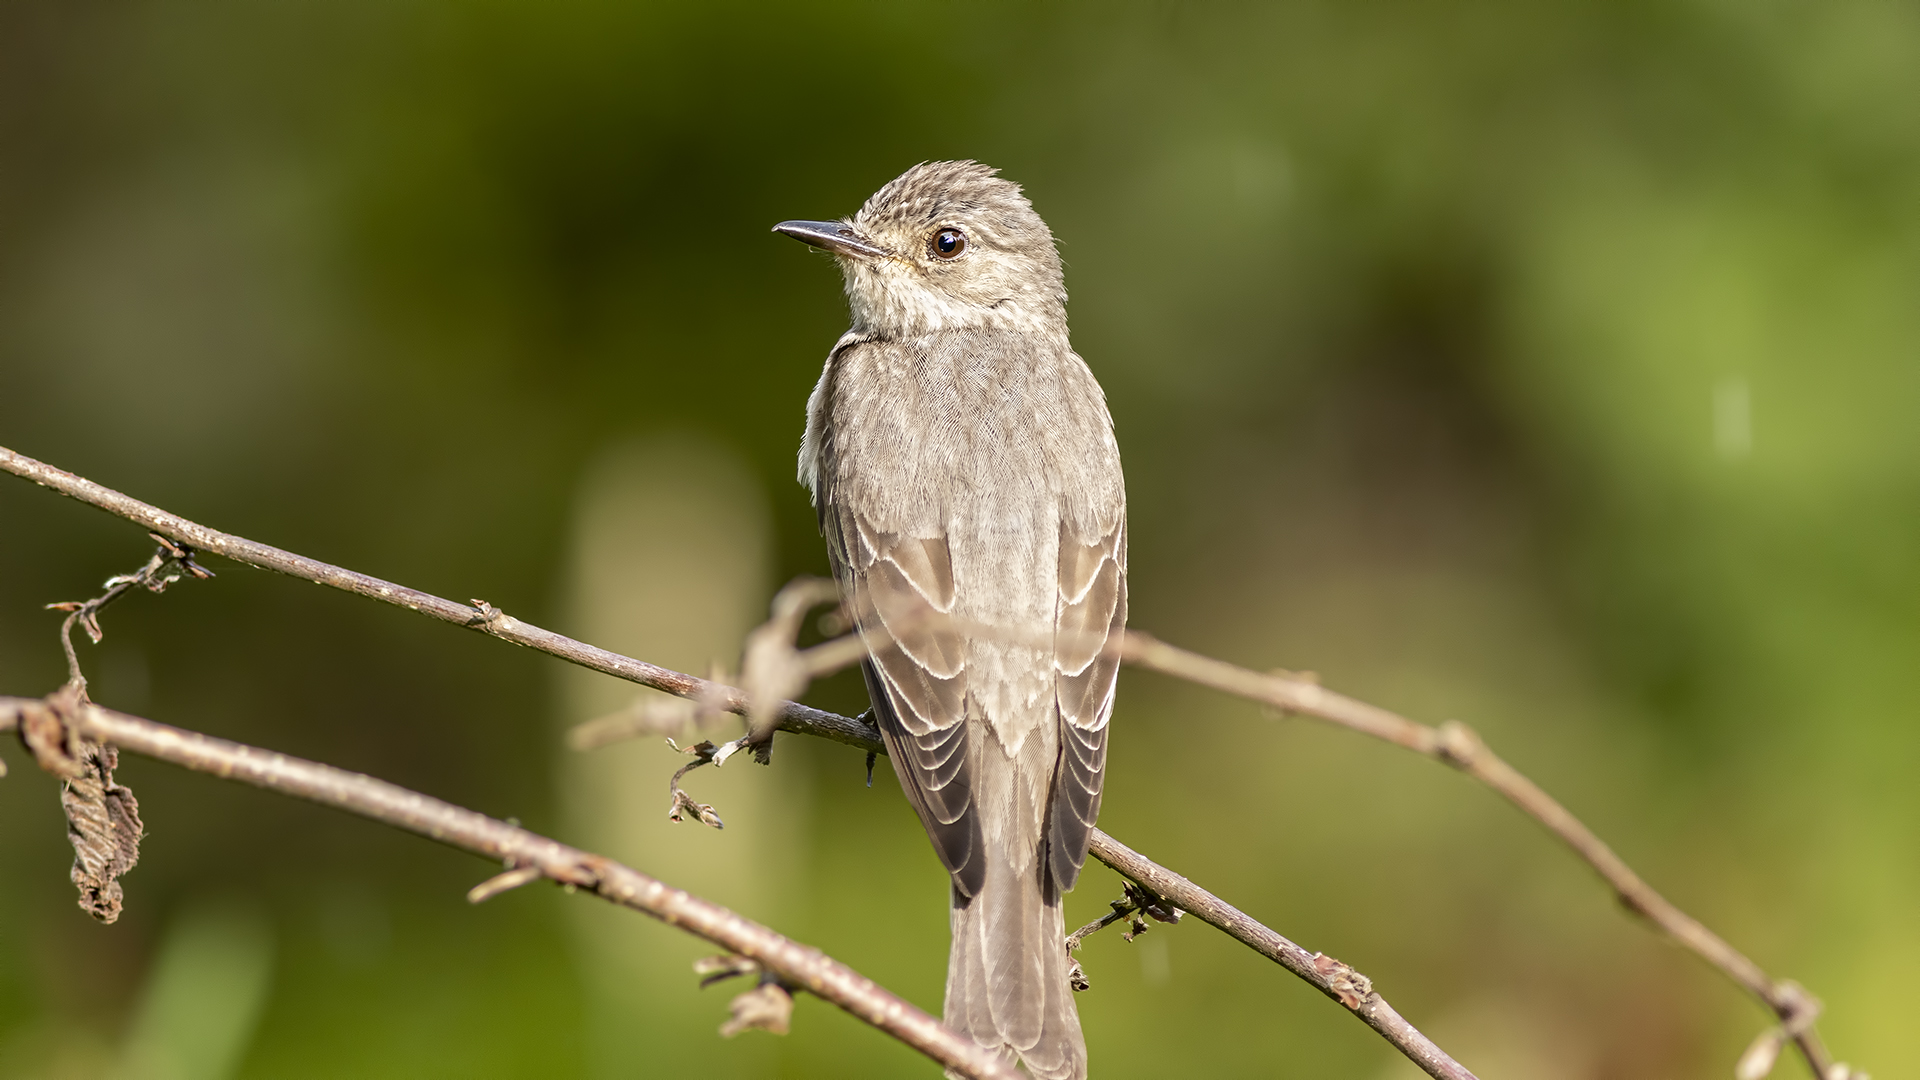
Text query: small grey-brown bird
775 161 1126 1079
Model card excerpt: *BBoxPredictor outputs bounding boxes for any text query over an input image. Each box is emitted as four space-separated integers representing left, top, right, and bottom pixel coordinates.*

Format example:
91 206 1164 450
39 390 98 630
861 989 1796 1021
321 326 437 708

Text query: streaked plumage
780 161 1126 1079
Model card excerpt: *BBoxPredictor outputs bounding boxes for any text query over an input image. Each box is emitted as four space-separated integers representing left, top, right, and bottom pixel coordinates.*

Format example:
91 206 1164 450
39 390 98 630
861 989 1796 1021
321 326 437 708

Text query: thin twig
1117 631 1845 1079
1066 881 1182 956
0 694 1021 1080
665 738 726 828
467 864 543 904
45 534 212 692
0 446 874 750
1063 881 1182 993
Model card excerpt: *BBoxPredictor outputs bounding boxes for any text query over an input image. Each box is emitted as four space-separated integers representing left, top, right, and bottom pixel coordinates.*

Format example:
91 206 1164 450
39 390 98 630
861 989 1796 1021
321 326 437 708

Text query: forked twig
1063 881 1183 992
45 533 212 691
665 738 726 828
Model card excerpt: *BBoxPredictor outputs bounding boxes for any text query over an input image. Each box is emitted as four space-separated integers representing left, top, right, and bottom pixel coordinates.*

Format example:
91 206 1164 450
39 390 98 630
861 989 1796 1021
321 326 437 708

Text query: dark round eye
931 228 966 259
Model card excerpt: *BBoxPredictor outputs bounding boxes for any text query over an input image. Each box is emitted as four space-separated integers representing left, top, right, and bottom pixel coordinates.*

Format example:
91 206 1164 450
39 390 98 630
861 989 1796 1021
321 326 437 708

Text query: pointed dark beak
772 219 890 259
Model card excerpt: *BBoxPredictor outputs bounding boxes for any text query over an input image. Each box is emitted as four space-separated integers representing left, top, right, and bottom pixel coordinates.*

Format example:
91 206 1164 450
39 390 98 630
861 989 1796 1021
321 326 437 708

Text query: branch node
1773 980 1822 1032
1311 952 1375 1010
1434 720 1483 769
467 598 514 633
146 533 215 580
467 864 544 904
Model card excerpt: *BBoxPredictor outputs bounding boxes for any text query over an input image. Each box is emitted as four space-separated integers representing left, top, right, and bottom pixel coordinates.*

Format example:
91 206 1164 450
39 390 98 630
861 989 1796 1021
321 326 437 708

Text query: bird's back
810 325 1124 1079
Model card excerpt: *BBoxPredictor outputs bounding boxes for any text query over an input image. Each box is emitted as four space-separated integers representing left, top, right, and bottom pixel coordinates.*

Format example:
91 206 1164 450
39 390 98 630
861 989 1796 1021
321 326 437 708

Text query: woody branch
1 442 1852 1078
3 444 1479 1079
0 691 1020 1080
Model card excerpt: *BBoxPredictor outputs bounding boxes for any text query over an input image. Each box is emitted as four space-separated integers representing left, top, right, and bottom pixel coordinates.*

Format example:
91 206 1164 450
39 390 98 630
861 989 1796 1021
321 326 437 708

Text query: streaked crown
838 161 1068 338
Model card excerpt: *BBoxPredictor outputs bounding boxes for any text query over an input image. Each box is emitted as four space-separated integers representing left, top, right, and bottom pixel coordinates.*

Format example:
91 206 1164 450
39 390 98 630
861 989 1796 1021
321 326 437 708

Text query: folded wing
826 508 985 898
1047 518 1126 895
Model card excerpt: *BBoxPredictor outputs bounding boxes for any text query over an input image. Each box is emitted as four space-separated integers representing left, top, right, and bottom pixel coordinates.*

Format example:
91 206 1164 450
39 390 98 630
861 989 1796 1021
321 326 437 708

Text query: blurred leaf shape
117 899 275 1080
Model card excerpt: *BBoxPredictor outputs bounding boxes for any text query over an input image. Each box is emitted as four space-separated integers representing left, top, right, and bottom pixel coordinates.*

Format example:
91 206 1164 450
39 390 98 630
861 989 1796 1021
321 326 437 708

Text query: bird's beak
772 220 890 260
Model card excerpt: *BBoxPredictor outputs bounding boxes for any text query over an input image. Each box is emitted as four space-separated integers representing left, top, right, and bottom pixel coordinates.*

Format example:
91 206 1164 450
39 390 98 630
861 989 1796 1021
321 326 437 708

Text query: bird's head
774 161 1067 339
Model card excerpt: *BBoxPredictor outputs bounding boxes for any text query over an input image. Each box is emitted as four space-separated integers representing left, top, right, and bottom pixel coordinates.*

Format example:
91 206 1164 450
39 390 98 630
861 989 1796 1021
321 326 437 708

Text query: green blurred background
2 1 1916 1076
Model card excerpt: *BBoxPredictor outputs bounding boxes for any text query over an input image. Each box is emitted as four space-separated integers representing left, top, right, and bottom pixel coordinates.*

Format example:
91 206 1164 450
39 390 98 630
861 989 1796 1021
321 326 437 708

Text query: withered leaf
63 740 143 923
719 981 793 1038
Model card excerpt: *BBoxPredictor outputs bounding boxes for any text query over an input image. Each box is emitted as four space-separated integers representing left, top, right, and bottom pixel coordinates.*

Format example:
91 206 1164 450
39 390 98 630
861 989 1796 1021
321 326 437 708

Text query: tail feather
946 871 1086 1080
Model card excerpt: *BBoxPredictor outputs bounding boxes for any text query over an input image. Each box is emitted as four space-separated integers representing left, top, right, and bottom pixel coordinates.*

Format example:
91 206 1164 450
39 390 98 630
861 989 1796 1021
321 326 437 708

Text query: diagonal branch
1117 632 1843 1080
0 446 874 751
1087 831 1477 1080
0 694 1021 1080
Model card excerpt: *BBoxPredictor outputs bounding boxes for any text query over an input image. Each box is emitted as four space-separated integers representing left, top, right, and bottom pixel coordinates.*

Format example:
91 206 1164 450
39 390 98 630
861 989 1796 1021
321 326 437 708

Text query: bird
774 161 1126 1080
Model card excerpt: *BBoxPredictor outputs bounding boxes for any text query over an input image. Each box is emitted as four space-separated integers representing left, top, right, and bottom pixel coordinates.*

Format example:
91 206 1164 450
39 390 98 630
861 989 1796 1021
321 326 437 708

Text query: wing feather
827 505 985 897
1048 520 1126 894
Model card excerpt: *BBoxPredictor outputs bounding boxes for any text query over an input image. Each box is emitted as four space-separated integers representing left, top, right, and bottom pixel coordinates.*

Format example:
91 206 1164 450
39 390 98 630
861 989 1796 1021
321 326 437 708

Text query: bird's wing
1047 517 1126 894
825 505 985 897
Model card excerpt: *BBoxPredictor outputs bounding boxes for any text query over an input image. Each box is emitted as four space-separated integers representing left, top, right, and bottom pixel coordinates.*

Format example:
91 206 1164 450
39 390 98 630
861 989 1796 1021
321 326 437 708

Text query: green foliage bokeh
2 1 1916 1076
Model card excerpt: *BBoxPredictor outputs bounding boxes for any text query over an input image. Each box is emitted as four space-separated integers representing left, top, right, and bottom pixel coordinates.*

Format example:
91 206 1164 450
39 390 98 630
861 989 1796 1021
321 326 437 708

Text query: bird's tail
944 857 1086 1080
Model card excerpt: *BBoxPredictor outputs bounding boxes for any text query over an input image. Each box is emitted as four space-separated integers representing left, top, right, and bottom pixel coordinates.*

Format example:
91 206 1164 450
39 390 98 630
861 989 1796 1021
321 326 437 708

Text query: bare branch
0 446 875 751
2 443 1858 1077
0 694 1021 1080
1118 631 1847 1079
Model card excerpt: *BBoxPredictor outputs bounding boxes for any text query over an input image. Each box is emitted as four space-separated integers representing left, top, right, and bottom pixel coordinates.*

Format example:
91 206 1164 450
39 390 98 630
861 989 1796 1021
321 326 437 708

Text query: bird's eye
931 228 966 259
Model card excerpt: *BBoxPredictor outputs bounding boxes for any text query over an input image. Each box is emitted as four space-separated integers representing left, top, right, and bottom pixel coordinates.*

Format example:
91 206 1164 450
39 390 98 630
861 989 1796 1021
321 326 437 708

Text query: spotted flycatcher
776 161 1126 1079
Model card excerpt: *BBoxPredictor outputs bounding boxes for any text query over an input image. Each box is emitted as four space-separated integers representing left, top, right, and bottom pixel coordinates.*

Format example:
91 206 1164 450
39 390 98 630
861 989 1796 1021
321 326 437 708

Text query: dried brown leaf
719 981 793 1037
62 740 143 922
